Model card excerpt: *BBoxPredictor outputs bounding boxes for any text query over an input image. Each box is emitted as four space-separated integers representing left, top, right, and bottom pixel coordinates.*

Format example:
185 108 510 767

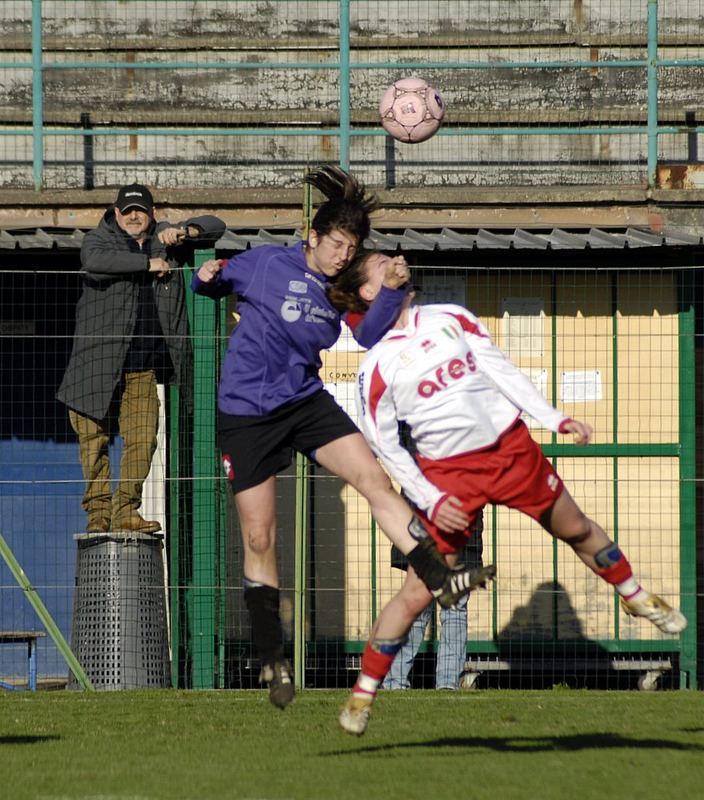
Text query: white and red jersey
356 303 568 518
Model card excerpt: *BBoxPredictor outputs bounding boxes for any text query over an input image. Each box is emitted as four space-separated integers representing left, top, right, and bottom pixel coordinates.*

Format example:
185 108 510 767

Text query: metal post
647 0 659 188
685 111 698 163
339 0 351 170
81 112 94 190
217 306 228 689
611 273 621 639
293 179 314 691
169 383 182 686
677 299 697 688
384 136 396 189
31 0 43 191
28 639 37 691
550 275 559 636
293 456 308 691
186 248 219 689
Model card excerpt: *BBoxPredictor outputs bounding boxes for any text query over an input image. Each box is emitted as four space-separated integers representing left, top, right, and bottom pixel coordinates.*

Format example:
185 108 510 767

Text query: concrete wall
2 1 704 190
2 2 704 45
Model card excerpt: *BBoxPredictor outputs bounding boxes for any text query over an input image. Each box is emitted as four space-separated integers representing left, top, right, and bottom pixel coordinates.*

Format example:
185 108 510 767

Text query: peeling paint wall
2 1 704 190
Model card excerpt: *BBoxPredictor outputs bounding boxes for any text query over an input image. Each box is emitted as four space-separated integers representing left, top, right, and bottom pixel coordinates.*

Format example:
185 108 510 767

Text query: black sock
406 537 448 592
244 583 283 667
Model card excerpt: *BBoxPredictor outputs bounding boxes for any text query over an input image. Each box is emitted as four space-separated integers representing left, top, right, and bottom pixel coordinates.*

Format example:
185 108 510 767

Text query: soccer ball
379 77 445 144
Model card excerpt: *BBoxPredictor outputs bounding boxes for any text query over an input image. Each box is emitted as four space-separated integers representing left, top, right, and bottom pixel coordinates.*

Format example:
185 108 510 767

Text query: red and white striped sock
595 550 643 600
352 640 401 700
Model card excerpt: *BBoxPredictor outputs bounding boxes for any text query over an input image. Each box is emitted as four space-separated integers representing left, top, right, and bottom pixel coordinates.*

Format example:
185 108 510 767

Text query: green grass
1 689 703 800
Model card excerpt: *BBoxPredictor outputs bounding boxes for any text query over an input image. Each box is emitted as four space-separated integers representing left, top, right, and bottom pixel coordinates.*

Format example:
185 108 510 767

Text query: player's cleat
339 694 373 736
620 592 687 634
260 660 295 709
433 564 497 609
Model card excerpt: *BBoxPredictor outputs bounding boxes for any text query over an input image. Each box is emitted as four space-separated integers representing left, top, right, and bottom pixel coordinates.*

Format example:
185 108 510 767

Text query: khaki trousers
69 370 160 523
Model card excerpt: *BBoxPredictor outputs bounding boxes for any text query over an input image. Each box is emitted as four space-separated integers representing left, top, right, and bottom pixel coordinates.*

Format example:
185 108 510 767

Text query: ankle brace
594 543 623 569
370 636 406 656
594 543 633 585
406 536 447 592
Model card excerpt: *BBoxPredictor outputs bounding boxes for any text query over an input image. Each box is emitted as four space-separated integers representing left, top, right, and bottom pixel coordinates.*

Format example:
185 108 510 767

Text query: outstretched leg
316 433 494 607
340 566 434 735
542 489 686 634
382 603 432 690
340 554 494 735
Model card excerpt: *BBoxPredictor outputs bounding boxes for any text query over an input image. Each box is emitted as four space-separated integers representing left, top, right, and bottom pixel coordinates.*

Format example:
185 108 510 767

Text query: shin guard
243 581 283 667
594 543 633 585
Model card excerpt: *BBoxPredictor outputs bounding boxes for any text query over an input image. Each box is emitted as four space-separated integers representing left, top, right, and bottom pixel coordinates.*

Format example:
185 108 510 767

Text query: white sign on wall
560 370 602 403
501 297 545 358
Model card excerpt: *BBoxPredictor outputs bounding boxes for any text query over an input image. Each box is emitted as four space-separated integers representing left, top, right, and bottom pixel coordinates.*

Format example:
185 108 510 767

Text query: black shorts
217 389 359 493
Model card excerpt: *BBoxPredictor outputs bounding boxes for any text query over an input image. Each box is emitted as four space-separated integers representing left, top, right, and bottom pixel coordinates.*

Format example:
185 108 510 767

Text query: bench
0 630 47 691
461 656 673 691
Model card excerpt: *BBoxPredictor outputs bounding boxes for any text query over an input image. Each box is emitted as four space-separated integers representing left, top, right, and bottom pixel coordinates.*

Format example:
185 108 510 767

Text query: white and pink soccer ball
379 77 445 144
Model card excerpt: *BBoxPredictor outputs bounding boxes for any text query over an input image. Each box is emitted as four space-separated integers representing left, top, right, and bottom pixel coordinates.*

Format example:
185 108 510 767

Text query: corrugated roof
0 228 87 250
1 226 703 251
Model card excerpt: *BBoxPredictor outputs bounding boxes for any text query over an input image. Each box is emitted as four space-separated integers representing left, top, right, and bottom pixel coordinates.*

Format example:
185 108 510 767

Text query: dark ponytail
327 250 375 314
304 165 379 244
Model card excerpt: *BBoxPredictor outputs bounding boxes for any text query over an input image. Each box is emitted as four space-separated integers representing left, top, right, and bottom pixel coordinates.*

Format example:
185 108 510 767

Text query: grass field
1 688 703 800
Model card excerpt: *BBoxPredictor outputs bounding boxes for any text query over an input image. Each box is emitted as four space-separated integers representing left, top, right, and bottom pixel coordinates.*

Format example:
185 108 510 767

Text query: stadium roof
2 226 704 253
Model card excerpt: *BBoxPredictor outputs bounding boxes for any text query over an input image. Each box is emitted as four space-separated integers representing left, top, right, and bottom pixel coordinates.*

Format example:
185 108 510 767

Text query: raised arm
80 229 156 280
357 358 452 524
156 215 226 247
346 254 411 348
190 258 234 299
454 309 569 433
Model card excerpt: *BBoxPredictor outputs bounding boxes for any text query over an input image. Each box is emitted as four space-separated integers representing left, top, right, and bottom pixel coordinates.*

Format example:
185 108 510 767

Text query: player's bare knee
355 467 393 503
399 582 432 618
555 513 593 547
245 527 275 555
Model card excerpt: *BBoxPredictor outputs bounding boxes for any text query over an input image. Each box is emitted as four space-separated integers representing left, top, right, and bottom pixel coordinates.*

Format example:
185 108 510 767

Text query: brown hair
304 165 379 244
327 250 375 314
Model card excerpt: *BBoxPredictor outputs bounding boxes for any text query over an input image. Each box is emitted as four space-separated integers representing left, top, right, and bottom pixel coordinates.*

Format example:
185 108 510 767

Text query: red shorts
415 420 564 554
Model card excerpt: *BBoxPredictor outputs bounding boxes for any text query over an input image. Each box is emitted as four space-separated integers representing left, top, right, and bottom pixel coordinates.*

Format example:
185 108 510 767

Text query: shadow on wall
492 581 616 689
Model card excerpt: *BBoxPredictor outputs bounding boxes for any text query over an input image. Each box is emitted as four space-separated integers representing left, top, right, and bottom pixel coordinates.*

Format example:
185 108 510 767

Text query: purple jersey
191 242 405 415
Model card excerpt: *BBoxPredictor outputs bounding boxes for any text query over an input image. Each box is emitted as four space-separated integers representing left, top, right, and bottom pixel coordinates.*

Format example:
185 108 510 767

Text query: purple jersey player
192 166 489 710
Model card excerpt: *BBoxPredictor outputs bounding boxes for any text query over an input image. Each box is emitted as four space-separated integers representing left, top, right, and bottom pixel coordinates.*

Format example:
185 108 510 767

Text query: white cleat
620 592 687 634
339 694 373 736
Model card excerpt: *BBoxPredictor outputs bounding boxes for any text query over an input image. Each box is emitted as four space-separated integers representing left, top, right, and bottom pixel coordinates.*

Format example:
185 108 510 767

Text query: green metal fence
175 251 697 691
342 266 697 690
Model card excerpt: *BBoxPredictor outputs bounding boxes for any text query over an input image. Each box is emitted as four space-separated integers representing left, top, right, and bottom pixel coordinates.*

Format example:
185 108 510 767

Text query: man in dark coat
57 183 226 533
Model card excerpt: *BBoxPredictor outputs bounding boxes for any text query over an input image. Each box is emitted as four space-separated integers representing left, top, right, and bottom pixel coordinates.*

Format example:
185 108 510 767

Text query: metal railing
1 0 703 189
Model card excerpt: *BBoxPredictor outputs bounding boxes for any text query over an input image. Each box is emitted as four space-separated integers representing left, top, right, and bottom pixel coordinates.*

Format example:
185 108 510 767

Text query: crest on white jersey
400 351 414 367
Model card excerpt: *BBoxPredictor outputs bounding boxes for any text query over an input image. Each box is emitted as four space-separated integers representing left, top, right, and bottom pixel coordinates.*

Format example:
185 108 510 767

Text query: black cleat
433 564 497 609
259 660 295 709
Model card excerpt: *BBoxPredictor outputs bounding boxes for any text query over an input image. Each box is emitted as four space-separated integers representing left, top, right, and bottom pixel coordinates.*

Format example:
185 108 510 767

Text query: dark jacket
57 208 225 420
